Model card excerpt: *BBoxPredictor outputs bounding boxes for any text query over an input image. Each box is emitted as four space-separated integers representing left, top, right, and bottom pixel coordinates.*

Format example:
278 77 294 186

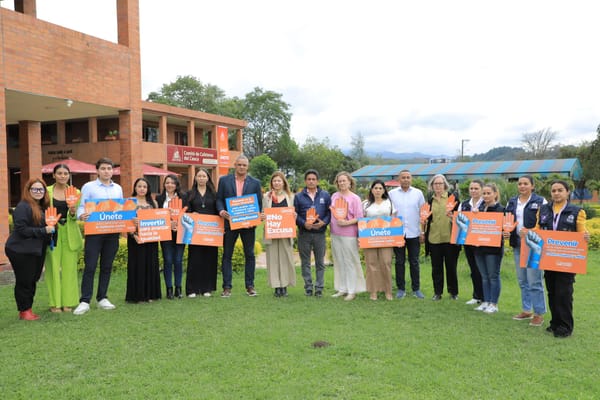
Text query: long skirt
331 235 366 294
265 238 296 288
363 247 393 294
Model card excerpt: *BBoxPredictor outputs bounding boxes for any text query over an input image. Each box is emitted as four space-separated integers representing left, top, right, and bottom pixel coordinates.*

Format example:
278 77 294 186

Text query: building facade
0 0 246 265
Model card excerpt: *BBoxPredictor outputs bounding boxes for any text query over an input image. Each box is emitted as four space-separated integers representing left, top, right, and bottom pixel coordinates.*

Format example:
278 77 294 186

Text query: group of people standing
5 159 588 338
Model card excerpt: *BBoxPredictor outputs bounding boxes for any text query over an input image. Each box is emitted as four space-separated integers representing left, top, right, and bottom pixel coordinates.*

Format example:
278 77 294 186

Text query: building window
41 122 58 145
143 126 159 143
7 125 19 148
65 120 89 143
175 131 188 146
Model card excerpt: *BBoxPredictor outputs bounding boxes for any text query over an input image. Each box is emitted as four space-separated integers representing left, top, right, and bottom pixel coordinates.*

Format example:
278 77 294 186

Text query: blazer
6 201 50 256
216 174 263 229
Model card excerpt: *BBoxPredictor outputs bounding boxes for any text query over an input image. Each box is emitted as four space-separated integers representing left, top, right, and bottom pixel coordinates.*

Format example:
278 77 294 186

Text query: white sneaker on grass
465 298 480 305
474 302 489 311
73 302 90 315
97 298 116 310
188 293 197 298
483 304 498 314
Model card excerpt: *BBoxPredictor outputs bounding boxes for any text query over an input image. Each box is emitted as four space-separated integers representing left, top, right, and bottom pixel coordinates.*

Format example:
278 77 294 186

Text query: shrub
581 203 597 219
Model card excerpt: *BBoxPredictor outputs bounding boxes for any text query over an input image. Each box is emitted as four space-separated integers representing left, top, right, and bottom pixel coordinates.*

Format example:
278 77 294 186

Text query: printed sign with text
84 198 137 235
264 207 296 239
450 211 503 247
136 208 172 243
519 230 587 274
176 213 224 246
358 216 405 248
226 194 261 230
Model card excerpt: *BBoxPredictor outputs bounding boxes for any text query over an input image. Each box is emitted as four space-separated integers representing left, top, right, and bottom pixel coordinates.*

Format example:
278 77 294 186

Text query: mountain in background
364 146 526 164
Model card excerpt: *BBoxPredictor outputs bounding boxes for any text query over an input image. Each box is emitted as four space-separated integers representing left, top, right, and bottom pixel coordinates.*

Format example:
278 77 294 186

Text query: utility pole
461 139 470 161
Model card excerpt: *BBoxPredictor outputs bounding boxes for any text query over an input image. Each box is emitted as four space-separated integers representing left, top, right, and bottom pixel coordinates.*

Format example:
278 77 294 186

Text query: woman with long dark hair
459 180 484 305
5 178 55 320
155 174 186 299
185 168 219 297
45 164 83 313
126 178 162 303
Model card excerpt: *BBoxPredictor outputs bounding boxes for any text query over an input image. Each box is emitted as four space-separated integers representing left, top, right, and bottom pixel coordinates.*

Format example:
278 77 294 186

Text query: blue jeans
161 240 185 288
221 227 256 289
474 251 503 304
394 237 421 292
513 247 546 314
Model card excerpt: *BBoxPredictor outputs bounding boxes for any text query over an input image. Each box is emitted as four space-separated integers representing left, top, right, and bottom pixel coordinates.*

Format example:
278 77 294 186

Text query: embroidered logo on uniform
531 203 539 210
319 199 325 204
566 215 575 224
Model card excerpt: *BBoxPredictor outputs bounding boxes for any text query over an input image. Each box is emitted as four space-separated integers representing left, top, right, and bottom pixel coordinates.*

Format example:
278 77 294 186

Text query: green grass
1 251 599 399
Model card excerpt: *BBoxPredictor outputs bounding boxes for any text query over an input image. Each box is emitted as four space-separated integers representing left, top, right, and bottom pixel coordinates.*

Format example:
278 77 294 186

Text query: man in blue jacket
294 169 331 297
216 155 263 297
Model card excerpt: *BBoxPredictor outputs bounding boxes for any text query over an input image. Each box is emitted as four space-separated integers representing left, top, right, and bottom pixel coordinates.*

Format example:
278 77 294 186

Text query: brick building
0 0 246 267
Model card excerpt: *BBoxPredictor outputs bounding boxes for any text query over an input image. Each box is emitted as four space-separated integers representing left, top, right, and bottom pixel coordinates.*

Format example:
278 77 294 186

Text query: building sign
167 144 218 165
217 126 230 176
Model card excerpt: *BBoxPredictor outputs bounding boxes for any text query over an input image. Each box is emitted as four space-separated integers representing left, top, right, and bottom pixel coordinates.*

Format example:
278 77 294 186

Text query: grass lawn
1 250 599 399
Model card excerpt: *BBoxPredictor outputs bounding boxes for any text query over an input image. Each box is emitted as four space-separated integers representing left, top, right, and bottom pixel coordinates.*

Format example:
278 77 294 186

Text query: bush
581 203 597 219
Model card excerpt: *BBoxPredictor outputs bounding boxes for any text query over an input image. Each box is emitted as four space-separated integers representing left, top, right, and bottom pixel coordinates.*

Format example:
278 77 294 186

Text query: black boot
174 286 183 299
274 288 281 297
282 287 288 297
166 287 174 300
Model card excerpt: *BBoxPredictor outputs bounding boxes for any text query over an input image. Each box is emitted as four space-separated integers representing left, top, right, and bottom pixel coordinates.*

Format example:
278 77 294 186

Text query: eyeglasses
433 182 445 185
30 187 45 194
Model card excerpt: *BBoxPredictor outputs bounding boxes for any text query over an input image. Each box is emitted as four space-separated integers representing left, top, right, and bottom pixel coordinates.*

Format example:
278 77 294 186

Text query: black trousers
464 245 483 300
545 271 575 335
6 248 45 311
429 242 460 296
394 237 421 292
81 233 120 303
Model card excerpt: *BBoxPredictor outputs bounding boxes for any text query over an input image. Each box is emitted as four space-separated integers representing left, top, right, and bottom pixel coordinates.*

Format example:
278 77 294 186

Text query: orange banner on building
450 211 503 247
176 213 224 246
83 198 137 235
519 230 587 274
217 125 230 177
264 207 296 239
136 208 172 243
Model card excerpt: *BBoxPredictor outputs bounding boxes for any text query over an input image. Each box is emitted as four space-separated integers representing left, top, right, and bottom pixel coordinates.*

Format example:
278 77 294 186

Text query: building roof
352 158 583 182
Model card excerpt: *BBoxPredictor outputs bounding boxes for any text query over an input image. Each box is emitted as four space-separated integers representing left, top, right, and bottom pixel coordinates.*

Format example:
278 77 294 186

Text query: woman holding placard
538 180 588 338
185 168 219 298
45 164 83 313
262 171 296 297
5 178 55 320
459 180 484 306
330 171 366 301
126 178 161 303
362 179 395 301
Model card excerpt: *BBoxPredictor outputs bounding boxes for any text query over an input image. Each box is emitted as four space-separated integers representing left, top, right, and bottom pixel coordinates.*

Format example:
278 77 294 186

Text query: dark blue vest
539 203 580 232
506 193 545 248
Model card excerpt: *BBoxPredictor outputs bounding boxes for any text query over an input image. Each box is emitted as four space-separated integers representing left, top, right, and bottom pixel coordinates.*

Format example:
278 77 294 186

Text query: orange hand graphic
45 206 62 227
306 208 317 224
169 197 187 221
502 214 518 232
84 201 97 214
330 197 348 220
420 203 432 223
65 186 80 208
446 194 458 213
122 199 137 210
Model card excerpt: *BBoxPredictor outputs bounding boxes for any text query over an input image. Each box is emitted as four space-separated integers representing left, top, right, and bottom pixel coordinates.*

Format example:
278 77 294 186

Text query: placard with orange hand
519 230 587 274
330 197 348 220
305 207 318 225
358 216 405 248
450 211 503 246
168 197 188 222
45 206 62 230
420 203 432 223
84 198 137 235
65 186 80 208
502 213 518 232
445 194 458 213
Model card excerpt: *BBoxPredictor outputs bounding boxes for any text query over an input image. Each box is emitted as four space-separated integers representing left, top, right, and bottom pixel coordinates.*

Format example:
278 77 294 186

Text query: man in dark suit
216 155 263 297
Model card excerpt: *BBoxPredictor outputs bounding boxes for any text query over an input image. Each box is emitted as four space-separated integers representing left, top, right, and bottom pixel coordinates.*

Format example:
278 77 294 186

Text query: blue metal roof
351 158 583 182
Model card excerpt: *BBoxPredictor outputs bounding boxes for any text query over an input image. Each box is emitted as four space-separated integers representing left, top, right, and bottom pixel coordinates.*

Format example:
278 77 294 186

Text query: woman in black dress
185 168 219 297
126 178 162 303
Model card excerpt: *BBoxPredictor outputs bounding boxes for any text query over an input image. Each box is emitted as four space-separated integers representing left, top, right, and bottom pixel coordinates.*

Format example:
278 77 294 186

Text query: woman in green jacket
45 164 83 312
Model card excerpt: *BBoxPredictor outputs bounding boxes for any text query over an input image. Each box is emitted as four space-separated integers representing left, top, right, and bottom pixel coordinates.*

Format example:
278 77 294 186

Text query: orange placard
331 197 348 220
264 207 296 239
65 186 80 208
306 208 318 225
358 216 405 248
450 211 503 246
502 213 517 232
177 213 224 246
217 125 230 177
519 230 587 274
168 197 187 222
45 206 61 228
420 203 431 223
446 194 457 213
135 208 172 243
84 198 137 235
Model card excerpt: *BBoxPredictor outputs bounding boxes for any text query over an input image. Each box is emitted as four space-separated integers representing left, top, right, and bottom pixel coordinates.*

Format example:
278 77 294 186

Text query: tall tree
249 154 278 188
297 136 345 183
242 87 291 158
521 127 558 158
146 75 234 116
349 131 369 168
270 131 300 177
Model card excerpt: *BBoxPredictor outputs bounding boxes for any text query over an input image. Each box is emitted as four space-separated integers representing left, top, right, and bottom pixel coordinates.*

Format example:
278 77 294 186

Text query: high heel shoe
19 309 40 321
166 287 174 300
174 286 183 299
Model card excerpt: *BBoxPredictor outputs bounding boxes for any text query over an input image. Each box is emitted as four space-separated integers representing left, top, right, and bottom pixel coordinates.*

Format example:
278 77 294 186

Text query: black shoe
450 294 458 300
282 287 288 297
546 326 554 333
174 287 183 299
274 288 281 297
305 289 313 296
315 290 322 298
432 294 442 301
553 329 572 338
166 287 174 300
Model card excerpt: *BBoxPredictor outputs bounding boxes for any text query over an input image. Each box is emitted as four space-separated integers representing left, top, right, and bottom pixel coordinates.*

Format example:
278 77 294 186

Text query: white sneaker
331 291 346 298
188 293 197 298
474 302 489 311
97 298 116 310
73 302 90 315
465 298 480 305
203 292 211 297
483 304 498 314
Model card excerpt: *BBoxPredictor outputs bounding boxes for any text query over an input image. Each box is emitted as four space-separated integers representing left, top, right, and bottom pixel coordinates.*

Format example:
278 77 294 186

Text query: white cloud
24 0 600 157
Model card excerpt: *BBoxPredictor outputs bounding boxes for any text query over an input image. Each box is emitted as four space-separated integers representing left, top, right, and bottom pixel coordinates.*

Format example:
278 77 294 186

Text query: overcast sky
7 0 600 157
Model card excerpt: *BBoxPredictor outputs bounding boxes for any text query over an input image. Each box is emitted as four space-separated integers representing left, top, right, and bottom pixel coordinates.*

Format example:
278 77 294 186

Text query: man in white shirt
388 170 426 299
73 158 123 315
